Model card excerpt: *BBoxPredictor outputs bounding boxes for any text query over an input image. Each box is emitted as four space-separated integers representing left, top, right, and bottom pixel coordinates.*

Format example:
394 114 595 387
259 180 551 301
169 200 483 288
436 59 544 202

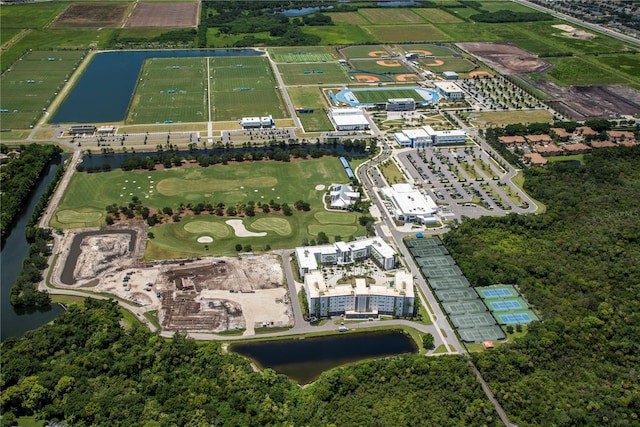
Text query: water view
230 330 418 383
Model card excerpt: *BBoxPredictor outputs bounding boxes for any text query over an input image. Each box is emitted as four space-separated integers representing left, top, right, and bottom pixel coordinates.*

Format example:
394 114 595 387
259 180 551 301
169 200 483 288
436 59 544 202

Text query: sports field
420 57 476 72
210 56 285 121
268 46 337 63
352 88 427 104
364 24 452 43
127 57 207 124
0 50 86 129
350 59 413 75
400 43 460 57
340 45 388 60
278 63 351 85
287 87 333 132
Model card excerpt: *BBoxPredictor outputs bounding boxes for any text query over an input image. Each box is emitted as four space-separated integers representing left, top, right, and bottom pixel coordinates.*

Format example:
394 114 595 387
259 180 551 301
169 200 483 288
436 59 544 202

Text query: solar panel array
406 237 505 344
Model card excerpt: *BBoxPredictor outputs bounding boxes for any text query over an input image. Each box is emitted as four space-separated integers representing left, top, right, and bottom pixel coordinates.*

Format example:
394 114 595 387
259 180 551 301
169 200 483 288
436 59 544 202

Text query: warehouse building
240 115 274 129
327 108 370 131
304 270 414 318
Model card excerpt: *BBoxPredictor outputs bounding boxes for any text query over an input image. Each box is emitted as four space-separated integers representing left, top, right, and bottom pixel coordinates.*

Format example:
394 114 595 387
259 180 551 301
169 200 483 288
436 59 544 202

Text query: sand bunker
315 184 325 190
197 236 214 243
226 219 267 237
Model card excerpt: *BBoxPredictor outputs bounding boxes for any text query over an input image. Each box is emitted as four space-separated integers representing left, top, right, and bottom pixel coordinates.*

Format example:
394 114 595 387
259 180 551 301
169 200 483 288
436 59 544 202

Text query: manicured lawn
413 8 463 24
350 59 412 75
468 110 553 127
339 45 388 60
352 88 424 104
287 87 334 132
278 62 351 85
379 160 406 185
127 57 207 124
268 46 337 63
399 43 460 57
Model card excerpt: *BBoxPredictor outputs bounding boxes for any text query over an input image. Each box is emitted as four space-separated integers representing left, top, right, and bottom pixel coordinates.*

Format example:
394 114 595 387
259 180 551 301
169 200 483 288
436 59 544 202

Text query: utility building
240 115 274 129
434 81 465 100
328 108 370 131
386 98 416 112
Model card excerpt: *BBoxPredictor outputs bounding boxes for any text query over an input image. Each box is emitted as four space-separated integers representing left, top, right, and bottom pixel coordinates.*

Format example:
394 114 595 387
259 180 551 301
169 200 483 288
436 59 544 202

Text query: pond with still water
230 329 418 384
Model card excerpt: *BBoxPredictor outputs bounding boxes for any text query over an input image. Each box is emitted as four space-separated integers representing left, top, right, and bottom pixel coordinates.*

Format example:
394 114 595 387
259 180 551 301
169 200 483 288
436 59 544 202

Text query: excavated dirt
54 225 292 334
457 42 551 75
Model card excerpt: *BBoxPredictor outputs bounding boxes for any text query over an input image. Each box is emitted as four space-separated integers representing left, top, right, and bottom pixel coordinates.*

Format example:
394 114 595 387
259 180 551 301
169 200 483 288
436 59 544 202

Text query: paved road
39 149 83 228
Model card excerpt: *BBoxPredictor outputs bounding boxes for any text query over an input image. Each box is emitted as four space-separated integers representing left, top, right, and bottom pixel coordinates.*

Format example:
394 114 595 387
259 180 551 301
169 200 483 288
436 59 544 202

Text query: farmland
364 24 452 43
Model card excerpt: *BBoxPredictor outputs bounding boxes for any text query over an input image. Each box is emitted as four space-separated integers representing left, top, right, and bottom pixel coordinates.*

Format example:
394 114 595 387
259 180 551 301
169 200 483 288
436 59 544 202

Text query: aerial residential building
304 270 415 318
295 237 397 278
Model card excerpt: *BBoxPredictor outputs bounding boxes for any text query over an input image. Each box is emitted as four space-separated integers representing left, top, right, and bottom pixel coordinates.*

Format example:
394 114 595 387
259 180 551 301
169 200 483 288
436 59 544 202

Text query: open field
287 87 333 132
328 12 369 26
210 56 285 121
127 57 207 124
302 24 373 46
364 24 452 43
50 3 130 29
466 110 554 127
350 59 412 75
53 157 363 228
479 1 539 13
0 3 67 29
420 57 476 72
1 50 87 129
268 46 337 63
358 8 425 25
278 63 350 85
545 56 638 87
126 2 199 28
413 8 463 24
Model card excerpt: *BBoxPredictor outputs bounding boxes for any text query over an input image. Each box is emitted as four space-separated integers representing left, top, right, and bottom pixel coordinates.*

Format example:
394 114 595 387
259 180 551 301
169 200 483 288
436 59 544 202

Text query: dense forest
0 299 500 426
0 144 62 239
444 146 640 426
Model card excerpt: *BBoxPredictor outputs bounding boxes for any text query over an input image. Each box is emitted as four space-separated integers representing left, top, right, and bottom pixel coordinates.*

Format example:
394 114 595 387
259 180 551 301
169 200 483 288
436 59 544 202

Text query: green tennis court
450 312 497 329
495 310 539 325
477 285 518 299
435 288 477 301
458 326 506 343
442 300 487 315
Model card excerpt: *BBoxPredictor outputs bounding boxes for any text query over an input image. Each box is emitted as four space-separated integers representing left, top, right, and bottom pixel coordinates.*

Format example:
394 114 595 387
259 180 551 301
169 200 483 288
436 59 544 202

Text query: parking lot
395 145 532 220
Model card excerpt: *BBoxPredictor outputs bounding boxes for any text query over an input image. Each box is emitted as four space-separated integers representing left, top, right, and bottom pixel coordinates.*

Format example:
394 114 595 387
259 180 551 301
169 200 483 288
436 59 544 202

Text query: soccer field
278 63 351 85
210 56 286 121
354 88 424 104
127 57 207 124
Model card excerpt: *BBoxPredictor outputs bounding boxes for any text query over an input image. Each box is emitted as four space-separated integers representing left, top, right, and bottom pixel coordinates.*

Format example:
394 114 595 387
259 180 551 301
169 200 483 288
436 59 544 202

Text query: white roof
403 128 430 140
434 81 462 92
394 132 411 144
329 108 369 127
295 247 318 271
305 270 413 299
382 184 438 216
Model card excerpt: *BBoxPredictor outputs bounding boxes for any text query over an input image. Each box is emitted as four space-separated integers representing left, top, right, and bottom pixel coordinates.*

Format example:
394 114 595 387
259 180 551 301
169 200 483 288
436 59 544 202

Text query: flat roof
382 184 438 216
434 81 462 92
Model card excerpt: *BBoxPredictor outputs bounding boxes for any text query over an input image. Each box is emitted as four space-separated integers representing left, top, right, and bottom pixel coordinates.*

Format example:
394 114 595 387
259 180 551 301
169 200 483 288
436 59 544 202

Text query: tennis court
442 300 487 315
407 246 449 257
423 265 462 278
416 257 455 269
405 237 440 248
427 276 471 289
486 299 524 311
477 286 518 299
496 311 538 325
435 288 477 301
450 312 497 329
458 326 506 343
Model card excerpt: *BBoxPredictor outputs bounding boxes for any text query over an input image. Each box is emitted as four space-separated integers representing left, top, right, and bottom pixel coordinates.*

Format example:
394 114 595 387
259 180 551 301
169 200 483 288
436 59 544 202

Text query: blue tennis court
489 300 523 311
498 313 533 324
481 288 512 298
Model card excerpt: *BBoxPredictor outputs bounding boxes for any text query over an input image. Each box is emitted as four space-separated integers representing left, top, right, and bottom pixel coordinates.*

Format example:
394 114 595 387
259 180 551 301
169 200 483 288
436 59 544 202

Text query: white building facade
434 81 465 100
381 183 439 224
330 184 360 210
328 108 370 131
394 125 466 148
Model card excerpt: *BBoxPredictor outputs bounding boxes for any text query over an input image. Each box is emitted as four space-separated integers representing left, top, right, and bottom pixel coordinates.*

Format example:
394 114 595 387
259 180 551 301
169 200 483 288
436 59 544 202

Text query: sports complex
330 86 440 108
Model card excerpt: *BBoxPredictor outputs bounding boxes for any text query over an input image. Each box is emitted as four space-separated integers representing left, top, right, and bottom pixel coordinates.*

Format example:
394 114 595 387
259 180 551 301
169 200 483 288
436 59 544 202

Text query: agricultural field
127 57 207 125
210 56 286 121
50 3 130 29
358 8 426 25
413 8 464 24
0 2 67 29
277 63 351 86
302 23 373 46
364 24 452 43
479 1 539 13
544 56 627 86
287 87 333 132
52 157 365 256
328 12 369 26
268 46 337 63
1 50 87 129
350 59 412 75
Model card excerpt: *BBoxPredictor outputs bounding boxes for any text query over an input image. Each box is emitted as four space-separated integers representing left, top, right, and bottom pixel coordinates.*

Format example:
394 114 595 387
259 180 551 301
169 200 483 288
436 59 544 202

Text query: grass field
1 50 87 129
210 56 286 121
350 59 412 75
544 56 625 86
413 8 463 24
364 24 452 43
53 157 363 228
340 45 388 59
467 110 554 127
399 43 460 57
358 8 426 25
277 63 351 85
0 3 67 29
420 57 476 72
302 24 374 46
328 12 369 26
268 46 337 63
353 88 424 104
127 57 207 124
480 1 538 13
287 87 333 132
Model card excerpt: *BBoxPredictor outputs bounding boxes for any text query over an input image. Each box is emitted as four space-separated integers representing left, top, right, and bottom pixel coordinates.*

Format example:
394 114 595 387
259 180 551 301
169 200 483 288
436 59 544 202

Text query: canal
1 160 65 341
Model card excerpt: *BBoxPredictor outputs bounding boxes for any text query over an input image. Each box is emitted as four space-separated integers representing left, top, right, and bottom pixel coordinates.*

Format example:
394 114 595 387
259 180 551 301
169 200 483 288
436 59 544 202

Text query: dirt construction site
52 224 293 335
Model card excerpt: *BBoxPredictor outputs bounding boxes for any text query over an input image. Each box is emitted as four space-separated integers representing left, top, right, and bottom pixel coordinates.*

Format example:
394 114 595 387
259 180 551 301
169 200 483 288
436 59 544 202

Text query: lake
230 330 418 384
